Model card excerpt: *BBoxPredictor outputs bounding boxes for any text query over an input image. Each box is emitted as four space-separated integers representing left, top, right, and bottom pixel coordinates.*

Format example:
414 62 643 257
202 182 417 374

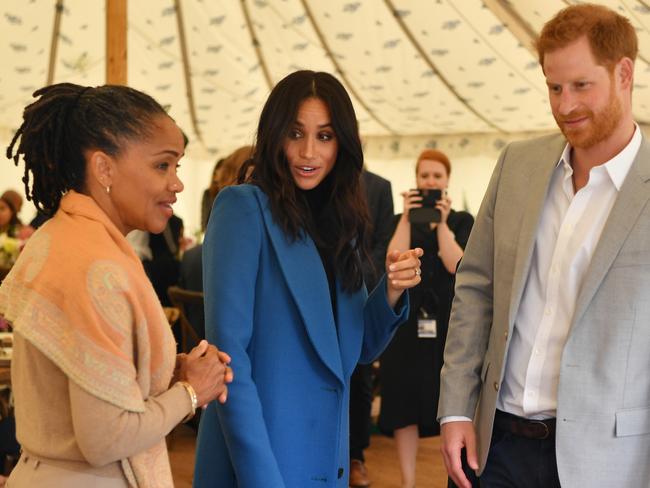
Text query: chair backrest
167 286 204 353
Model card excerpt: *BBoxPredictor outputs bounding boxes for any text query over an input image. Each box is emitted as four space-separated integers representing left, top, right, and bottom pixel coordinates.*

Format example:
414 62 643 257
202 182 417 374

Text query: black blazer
361 170 394 291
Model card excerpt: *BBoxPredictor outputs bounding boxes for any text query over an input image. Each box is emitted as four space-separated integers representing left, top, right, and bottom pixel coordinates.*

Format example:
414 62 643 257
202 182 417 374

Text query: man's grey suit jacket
439 132 650 487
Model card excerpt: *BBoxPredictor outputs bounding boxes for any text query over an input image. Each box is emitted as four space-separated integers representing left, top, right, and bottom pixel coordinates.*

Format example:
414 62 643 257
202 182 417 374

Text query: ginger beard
554 76 623 149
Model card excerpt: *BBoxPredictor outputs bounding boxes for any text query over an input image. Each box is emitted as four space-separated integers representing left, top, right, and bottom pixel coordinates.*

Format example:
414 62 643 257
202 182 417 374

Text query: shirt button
504 331 508 341
338 468 344 479
545 308 551 316
494 382 499 391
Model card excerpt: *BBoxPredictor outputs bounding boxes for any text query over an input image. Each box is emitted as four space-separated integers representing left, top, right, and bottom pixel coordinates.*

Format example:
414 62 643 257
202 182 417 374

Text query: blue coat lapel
335 279 366 379
253 190 345 386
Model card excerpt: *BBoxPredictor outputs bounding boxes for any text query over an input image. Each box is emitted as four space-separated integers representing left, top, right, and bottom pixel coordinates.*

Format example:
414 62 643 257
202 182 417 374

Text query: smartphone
420 189 442 207
409 189 442 224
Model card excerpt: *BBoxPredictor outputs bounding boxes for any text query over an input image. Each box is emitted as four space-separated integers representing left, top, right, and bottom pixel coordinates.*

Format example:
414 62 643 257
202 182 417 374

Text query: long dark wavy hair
6 83 168 215
249 70 370 293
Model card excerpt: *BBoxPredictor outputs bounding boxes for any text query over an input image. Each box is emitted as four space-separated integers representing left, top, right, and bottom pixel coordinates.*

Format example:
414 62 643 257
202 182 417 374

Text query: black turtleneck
300 176 338 319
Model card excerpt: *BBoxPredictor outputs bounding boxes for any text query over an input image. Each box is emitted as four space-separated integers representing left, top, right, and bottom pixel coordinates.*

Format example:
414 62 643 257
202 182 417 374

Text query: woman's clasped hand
176 340 233 406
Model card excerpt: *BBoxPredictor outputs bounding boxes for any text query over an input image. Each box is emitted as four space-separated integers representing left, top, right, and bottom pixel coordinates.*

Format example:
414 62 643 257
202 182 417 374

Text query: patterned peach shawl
0 191 177 487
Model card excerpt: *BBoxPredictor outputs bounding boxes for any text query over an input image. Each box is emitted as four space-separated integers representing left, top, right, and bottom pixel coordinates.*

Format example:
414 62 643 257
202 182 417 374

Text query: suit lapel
572 137 650 329
507 137 567 326
253 191 345 385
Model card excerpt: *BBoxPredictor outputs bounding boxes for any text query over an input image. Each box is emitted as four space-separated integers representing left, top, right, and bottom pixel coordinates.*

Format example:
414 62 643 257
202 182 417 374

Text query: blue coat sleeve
202 186 286 487
359 274 409 364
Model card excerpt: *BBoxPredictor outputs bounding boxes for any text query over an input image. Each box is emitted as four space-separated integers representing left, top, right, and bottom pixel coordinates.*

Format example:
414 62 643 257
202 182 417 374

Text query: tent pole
240 0 274 91
106 0 127 85
46 0 64 86
385 0 505 133
174 0 203 143
482 0 538 56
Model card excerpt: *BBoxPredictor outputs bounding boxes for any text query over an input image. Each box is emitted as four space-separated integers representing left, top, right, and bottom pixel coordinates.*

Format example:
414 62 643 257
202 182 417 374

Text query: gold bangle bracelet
178 381 198 423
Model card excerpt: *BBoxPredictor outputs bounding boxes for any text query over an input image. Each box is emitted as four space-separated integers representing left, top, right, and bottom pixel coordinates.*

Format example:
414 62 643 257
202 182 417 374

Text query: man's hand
440 421 478 488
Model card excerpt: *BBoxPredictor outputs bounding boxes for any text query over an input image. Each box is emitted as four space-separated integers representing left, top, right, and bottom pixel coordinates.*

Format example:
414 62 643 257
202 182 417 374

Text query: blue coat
194 185 408 488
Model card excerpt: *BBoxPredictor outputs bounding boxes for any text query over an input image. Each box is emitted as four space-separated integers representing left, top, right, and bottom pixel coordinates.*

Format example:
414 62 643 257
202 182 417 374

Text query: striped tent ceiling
1 0 649 160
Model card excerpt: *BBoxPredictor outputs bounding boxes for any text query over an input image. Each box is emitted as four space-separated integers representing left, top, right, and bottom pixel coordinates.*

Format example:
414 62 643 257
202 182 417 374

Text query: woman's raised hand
435 193 452 225
180 340 234 406
400 190 422 220
385 247 424 308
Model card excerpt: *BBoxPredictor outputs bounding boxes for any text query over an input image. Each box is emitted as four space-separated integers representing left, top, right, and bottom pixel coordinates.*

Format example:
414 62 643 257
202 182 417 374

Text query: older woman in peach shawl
0 83 232 487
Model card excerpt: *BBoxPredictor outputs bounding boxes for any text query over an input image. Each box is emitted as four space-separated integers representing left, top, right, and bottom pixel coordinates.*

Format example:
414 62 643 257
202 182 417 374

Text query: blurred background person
201 158 224 233
379 149 474 488
1 189 43 242
1 82 231 487
179 145 253 341
200 146 253 233
0 193 23 270
349 169 394 488
0 191 23 226
142 213 184 308
216 145 253 191
236 157 256 184
0 196 20 239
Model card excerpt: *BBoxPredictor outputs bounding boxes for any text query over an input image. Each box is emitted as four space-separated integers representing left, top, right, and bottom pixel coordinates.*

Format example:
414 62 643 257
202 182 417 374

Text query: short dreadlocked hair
7 83 169 215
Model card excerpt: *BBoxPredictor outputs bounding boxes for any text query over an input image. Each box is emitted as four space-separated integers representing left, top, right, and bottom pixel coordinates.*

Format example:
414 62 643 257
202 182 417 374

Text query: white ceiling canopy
1 0 649 160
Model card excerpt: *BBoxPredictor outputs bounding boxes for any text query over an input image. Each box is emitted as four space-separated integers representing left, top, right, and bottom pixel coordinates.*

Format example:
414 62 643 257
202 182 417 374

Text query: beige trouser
6 450 129 487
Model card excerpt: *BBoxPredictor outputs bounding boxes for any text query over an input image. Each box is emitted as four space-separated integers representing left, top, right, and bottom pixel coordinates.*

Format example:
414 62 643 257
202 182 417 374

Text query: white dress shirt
497 125 642 419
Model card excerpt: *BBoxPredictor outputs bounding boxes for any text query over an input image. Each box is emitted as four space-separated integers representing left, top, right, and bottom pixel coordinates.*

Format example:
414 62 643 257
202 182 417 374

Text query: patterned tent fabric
1 0 649 161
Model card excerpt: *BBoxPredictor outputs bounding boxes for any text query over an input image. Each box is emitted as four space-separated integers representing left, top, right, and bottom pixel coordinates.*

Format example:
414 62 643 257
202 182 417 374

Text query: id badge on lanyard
418 318 437 338
417 307 437 339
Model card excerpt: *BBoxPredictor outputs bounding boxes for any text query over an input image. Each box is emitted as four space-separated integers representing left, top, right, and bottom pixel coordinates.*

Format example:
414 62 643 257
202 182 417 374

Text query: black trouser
450 411 561 488
349 363 373 461
480 410 560 488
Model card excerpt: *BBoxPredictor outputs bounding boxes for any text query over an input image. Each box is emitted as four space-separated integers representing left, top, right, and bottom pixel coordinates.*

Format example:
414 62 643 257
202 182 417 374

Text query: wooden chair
166 286 204 353
166 286 205 439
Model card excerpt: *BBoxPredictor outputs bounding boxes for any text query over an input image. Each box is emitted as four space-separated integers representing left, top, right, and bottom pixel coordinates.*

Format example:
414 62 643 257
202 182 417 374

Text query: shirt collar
557 124 642 191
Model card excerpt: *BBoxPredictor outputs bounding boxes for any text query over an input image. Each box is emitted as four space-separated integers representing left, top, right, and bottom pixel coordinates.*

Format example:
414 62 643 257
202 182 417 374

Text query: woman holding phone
379 149 473 488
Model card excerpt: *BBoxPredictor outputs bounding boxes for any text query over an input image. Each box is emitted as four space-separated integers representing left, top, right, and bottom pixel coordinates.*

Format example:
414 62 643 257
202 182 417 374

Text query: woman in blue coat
194 70 423 488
